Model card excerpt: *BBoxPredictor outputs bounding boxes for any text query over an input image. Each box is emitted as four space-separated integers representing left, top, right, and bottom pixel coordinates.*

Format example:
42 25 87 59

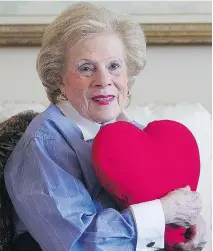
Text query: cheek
116 76 128 107
64 73 88 99
117 67 128 91
117 75 128 95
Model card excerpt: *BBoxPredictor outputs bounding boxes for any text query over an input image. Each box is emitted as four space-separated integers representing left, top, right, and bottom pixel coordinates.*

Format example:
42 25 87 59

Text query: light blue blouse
4 102 165 251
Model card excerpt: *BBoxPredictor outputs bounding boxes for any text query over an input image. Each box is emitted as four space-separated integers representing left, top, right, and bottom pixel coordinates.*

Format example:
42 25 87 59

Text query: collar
56 100 132 141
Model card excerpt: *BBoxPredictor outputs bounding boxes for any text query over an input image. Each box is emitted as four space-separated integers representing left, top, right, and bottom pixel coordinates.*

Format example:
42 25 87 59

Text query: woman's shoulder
23 104 81 144
23 104 60 137
4 104 80 167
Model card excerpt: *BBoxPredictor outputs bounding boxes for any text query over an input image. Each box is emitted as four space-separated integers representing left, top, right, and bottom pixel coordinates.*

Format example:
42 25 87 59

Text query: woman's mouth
92 95 115 105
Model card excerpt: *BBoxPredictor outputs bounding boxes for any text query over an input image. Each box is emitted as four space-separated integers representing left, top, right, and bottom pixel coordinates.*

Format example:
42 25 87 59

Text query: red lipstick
92 95 115 105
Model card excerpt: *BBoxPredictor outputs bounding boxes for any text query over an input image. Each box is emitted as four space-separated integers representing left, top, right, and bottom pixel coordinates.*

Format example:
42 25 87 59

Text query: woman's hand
160 186 202 226
175 215 207 251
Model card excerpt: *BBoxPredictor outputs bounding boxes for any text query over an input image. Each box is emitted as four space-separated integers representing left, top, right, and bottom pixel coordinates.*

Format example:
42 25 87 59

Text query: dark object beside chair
0 110 42 251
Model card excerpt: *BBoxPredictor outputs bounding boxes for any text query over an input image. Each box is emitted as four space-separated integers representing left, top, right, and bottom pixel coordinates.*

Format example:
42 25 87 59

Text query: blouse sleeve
4 136 165 251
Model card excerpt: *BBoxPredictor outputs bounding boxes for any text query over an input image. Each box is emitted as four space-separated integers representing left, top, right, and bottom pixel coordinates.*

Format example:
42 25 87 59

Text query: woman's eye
109 62 121 71
78 64 95 75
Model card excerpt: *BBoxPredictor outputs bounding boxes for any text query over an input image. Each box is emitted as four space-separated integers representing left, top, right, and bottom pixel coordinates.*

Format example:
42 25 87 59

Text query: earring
127 89 131 97
125 89 132 108
59 92 68 100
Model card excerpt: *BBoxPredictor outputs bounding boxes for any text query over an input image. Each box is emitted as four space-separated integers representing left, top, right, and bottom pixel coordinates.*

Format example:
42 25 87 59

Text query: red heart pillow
92 120 200 250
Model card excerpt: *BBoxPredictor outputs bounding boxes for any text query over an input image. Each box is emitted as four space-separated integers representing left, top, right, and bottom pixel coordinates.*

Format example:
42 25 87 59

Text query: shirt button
147 241 155 247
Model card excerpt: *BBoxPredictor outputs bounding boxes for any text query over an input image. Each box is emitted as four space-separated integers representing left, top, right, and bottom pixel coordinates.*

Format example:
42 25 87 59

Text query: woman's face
62 34 129 123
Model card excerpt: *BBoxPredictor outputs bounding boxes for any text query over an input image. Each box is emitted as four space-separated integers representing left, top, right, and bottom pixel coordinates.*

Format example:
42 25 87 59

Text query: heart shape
92 120 200 250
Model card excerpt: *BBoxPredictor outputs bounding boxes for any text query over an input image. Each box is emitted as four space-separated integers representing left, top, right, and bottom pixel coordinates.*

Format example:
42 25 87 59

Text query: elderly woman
4 3 206 251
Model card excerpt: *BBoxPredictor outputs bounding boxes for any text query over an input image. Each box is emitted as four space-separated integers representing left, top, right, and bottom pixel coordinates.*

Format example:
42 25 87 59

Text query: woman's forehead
68 34 125 62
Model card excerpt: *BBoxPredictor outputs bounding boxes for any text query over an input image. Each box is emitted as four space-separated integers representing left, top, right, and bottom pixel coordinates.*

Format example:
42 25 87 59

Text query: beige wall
131 45 212 112
0 45 211 111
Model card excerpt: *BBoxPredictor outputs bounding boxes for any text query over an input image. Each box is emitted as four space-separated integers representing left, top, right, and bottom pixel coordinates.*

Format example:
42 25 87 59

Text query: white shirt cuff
129 199 165 251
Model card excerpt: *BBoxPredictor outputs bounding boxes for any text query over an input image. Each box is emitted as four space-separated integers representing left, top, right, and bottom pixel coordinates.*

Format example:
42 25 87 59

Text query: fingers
181 185 191 192
172 186 190 195
161 186 203 226
176 240 207 251
176 241 197 250
176 230 201 251
189 192 202 208
197 215 207 236
175 216 207 251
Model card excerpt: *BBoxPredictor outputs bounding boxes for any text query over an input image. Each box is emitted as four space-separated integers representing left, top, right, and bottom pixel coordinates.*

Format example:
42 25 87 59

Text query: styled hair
36 2 147 104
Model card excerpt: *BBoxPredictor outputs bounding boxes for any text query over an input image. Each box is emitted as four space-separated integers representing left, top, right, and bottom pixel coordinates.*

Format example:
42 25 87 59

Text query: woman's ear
58 83 65 94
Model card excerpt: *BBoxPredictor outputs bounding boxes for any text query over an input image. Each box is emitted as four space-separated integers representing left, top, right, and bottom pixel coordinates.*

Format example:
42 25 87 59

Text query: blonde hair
36 2 147 104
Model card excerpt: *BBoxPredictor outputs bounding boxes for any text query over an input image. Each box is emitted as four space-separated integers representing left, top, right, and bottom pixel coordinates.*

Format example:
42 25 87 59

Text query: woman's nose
93 70 112 87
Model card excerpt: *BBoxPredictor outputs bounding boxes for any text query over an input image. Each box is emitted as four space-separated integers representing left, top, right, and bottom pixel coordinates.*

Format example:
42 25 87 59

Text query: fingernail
185 185 191 191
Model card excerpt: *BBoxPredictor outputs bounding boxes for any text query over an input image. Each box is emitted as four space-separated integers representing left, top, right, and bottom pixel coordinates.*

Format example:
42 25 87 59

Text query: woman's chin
88 102 121 123
92 111 121 124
